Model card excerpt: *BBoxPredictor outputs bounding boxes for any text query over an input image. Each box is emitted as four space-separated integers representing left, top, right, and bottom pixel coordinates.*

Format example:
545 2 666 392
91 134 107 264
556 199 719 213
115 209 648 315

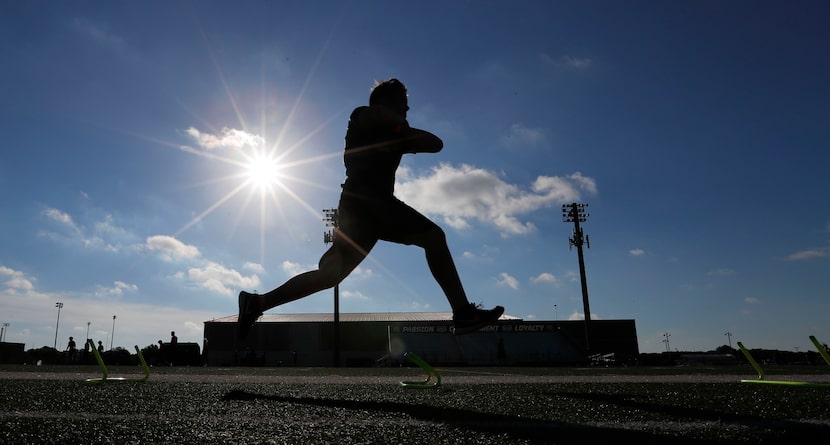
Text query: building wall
203 319 638 367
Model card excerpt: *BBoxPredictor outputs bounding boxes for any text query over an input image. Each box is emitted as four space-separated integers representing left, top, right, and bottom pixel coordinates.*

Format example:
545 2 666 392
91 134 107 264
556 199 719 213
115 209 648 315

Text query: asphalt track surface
2 366 830 444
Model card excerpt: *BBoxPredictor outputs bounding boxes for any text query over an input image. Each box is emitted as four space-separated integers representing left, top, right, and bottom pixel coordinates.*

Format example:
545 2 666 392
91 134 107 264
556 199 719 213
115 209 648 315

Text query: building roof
208 312 521 323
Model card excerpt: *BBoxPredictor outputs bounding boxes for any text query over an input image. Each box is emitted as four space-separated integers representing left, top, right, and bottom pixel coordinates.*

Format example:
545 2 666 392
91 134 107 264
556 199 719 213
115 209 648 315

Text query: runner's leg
377 199 469 311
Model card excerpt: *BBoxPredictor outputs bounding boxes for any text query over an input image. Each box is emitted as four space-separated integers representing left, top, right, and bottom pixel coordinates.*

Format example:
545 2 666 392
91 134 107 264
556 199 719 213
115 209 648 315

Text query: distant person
497 337 507 364
170 331 178 347
83 338 91 362
97 340 104 354
66 336 77 361
237 78 503 339
202 337 209 366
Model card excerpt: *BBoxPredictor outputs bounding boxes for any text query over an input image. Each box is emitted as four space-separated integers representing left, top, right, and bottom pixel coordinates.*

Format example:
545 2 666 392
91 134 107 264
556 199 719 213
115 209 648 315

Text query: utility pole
1 323 9 342
724 331 732 350
563 203 591 353
663 332 671 353
54 302 63 349
323 208 341 367
110 315 117 351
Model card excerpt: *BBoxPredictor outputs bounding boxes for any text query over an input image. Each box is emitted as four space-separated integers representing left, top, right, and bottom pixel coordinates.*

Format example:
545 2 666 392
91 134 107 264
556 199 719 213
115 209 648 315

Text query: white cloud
0 265 35 291
497 272 519 290
40 207 122 253
145 235 201 261
187 261 260 296
395 163 597 237
501 124 547 148
531 272 558 284
281 260 305 276
185 127 264 150
244 262 265 273
342 290 369 301
349 266 373 279
43 208 77 229
629 249 645 256
540 53 593 70
785 247 829 261
95 281 138 297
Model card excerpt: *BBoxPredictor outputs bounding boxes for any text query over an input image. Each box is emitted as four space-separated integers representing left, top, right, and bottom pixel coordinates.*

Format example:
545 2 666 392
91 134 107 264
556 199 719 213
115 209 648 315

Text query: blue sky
1 1 828 354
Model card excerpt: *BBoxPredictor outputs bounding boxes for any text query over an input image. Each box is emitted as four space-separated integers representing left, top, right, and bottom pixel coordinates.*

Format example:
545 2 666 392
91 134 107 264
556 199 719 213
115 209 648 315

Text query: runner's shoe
237 291 263 340
452 303 504 334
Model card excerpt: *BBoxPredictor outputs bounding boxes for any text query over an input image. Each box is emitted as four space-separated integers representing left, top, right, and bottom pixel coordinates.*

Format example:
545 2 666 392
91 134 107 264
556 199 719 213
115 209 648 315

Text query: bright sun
245 151 282 190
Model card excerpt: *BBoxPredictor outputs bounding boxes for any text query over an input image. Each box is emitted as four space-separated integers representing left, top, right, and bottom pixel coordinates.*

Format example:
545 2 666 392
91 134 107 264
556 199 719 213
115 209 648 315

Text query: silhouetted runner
237 78 503 339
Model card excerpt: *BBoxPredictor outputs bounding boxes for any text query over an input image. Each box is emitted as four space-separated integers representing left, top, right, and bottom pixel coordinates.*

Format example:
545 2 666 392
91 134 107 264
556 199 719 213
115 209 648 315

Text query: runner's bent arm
352 105 443 154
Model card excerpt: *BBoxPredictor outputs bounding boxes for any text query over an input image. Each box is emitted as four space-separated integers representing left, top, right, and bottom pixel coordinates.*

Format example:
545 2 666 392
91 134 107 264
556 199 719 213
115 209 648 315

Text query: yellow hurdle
85 338 151 384
399 352 441 389
738 336 830 388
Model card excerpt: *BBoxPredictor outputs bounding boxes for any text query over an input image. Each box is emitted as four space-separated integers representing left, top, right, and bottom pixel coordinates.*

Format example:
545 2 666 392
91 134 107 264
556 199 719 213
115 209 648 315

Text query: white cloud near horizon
396 163 597 237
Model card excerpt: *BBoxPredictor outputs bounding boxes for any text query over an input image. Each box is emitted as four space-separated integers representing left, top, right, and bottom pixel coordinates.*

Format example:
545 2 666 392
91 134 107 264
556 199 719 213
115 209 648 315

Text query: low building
203 312 638 367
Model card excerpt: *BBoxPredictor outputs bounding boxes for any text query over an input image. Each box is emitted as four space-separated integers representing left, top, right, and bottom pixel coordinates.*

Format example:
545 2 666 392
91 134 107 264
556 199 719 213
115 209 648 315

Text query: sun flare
245 150 282 190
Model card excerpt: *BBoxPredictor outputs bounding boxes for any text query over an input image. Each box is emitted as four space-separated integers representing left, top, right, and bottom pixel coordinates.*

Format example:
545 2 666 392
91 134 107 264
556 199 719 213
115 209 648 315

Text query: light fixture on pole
54 302 64 349
663 332 671 353
323 208 341 367
724 331 733 349
110 315 117 351
563 202 591 353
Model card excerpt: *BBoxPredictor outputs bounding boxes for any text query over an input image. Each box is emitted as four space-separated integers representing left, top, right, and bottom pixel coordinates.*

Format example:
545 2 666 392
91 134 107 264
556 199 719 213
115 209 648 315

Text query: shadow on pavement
224 389 718 444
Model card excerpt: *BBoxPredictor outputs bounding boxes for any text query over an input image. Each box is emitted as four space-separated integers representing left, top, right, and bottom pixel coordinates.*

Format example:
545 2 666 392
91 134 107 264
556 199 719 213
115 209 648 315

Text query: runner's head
370 78 409 116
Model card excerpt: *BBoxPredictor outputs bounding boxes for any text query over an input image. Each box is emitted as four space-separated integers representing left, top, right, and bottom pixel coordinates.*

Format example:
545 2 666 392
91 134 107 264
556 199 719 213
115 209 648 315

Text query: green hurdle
85 339 151 384
809 335 830 367
399 352 441 388
739 336 830 388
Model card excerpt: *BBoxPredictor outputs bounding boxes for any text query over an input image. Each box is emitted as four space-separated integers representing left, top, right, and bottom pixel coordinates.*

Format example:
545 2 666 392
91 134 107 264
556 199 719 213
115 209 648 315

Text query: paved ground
2 365 830 444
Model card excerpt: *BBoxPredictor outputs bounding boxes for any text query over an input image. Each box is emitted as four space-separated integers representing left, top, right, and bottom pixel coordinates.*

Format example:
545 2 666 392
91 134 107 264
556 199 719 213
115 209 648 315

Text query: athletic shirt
343 106 408 198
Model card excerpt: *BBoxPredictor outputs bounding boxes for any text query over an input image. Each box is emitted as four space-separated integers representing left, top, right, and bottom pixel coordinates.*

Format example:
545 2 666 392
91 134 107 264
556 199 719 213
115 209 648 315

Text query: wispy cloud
71 18 136 61
40 207 120 252
501 123 547 148
785 247 829 261
95 281 138 297
540 53 593 70
497 272 519 290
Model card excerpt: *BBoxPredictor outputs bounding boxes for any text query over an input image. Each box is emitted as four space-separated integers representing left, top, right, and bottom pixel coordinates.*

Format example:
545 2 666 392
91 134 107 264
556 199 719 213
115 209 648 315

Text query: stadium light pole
1 323 9 342
663 332 671 353
86 322 91 343
323 208 341 367
563 203 592 353
54 302 64 349
110 315 117 351
724 331 733 349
